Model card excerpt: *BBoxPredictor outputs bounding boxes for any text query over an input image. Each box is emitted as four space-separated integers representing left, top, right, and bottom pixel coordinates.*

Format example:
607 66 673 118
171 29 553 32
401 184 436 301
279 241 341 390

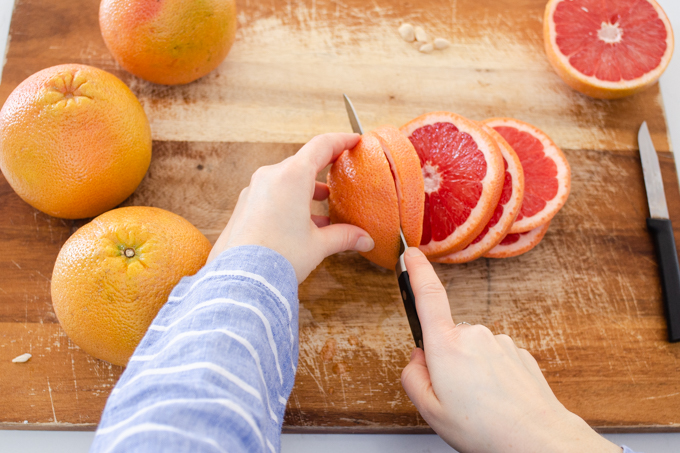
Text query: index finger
295 133 361 174
404 247 456 344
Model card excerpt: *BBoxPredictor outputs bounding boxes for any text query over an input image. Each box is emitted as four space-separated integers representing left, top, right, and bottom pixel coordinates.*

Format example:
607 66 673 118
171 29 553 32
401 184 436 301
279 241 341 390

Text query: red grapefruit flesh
484 222 551 259
434 124 524 264
401 112 505 258
482 118 570 234
544 0 675 99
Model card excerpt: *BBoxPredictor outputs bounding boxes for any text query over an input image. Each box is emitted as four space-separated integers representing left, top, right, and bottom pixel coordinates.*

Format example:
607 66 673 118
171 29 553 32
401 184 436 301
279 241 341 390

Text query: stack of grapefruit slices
328 113 571 268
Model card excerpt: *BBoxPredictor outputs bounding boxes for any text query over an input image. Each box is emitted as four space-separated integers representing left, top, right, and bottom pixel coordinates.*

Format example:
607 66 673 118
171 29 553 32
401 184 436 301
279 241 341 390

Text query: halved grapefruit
483 118 570 234
401 112 505 258
484 222 551 259
327 126 424 269
544 0 675 99
433 124 524 264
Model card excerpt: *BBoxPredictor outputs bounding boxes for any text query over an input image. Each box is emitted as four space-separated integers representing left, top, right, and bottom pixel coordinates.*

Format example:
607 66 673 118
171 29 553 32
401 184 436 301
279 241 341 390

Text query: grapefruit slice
401 112 505 258
328 126 424 269
544 0 675 99
433 124 524 264
482 118 570 234
484 222 551 259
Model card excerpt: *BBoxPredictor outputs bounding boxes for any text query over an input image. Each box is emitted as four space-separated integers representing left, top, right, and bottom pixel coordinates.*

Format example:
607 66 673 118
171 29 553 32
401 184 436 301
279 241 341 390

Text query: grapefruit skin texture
544 0 674 99
328 130 424 269
100 0 238 85
371 125 425 250
51 206 211 366
0 64 152 219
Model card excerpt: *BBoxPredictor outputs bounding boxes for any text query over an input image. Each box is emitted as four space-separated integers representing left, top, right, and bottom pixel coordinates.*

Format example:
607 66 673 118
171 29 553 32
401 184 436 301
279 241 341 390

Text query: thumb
401 348 440 417
317 223 374 258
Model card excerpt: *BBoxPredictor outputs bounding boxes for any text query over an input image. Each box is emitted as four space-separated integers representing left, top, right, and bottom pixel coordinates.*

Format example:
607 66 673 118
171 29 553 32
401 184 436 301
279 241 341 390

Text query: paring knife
639 121 680 343
343 94 424 349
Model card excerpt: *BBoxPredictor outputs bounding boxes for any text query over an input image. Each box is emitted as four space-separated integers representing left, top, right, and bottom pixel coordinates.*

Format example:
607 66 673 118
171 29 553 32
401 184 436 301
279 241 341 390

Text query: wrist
544 411 621 453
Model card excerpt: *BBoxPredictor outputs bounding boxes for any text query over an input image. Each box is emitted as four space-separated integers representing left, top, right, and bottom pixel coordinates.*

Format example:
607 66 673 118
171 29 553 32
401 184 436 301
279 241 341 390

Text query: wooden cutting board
1 0 679 433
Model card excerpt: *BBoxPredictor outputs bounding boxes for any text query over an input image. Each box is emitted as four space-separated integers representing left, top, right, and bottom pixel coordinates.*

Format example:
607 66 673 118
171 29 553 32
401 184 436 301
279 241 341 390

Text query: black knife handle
397 270 424 350
647 218 680 342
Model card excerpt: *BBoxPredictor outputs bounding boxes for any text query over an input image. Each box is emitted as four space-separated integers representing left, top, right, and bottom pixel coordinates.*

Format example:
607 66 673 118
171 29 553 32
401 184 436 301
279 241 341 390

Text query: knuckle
495 334 514 345
467 324 494 340
416 279 446 299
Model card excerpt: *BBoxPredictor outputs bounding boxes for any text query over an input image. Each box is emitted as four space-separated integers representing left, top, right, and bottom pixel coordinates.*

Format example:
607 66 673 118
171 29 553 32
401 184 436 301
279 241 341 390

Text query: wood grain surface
1 0 680 433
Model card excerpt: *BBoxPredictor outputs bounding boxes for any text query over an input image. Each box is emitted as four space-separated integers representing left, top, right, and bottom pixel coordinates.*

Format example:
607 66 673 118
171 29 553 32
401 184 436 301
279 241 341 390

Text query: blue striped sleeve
89 245 299 453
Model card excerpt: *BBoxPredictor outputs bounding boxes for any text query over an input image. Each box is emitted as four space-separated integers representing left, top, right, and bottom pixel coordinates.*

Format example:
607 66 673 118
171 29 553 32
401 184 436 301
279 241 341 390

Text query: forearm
89 246 299 453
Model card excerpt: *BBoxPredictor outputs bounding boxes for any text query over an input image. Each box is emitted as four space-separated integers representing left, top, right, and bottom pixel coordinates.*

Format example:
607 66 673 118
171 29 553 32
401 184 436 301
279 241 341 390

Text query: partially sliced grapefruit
483 118 570 234
328 126 424 269
401 112 505 258
484 222 551 259
544 0 675 99
433 124 524 264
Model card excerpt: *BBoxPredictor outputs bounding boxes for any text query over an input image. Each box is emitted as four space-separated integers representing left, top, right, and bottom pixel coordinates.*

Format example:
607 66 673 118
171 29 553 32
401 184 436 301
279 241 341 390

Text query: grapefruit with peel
51 206 212 366
485 222 550 259
0 64 151 219
434 125 524 264
328 127 424 269
544 0 674 99
483 118 570 234
100 0 238 85
401 112 504 258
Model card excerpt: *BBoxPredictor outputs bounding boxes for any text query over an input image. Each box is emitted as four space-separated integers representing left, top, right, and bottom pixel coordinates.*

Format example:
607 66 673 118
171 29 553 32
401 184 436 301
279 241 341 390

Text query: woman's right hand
400 247 621 453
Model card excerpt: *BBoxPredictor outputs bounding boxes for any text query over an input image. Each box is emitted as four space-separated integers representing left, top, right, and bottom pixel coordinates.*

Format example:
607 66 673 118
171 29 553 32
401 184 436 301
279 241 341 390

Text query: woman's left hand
207 132 375 283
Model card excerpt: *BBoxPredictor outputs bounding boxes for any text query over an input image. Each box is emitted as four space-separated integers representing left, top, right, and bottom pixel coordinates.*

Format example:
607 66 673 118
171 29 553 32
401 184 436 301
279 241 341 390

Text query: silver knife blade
343 94 410 256
343 94 364 135
639 121 669 220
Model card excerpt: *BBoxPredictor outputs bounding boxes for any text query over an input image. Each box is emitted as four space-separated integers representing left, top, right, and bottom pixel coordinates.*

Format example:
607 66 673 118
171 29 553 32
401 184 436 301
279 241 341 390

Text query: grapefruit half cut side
401 112 505 259
484 222 551 259
544 0 674 99
434 124 525 264
483 118 570 234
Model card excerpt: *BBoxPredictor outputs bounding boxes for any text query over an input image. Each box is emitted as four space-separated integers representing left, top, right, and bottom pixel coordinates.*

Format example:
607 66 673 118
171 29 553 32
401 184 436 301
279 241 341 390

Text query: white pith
422 162 441 194
485 222 550 258
483 118 570 234
598 22 623 44
401 113 505 257
435 128 524 264
546 0 674 89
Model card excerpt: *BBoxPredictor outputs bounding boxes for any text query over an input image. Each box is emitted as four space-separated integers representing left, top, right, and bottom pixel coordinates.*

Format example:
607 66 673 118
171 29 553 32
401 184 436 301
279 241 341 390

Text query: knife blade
343 94 424 349
639 122 680 342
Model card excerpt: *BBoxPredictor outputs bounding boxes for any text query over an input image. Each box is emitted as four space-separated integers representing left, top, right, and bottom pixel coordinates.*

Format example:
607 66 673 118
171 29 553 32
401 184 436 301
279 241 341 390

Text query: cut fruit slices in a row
433 124 525 264
483 118 571 234
400 112 505 259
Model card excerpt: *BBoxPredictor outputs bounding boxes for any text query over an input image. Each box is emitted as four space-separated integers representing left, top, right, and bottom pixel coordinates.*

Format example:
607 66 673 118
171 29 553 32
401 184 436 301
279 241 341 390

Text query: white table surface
1 0 679 451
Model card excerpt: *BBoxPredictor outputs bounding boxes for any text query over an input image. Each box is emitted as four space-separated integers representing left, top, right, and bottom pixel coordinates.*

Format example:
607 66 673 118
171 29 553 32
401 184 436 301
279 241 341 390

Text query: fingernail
355 236 375 252
410 348 419 360
405 247 421 258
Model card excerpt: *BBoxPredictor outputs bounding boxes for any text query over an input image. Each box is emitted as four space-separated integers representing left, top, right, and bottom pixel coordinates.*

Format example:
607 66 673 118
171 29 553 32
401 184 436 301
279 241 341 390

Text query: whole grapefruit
100 0 238 85
0 64 151 219
51 206 211 366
